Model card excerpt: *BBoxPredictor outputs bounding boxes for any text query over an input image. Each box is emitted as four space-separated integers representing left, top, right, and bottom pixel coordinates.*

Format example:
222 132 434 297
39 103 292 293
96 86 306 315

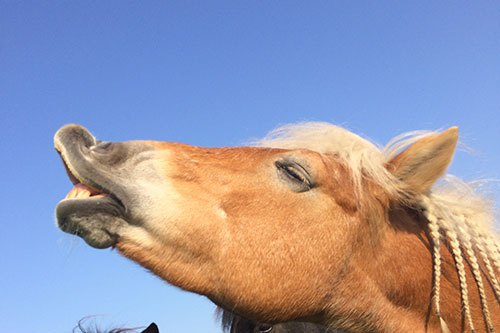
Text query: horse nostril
90 141 113 153
258 324 273 332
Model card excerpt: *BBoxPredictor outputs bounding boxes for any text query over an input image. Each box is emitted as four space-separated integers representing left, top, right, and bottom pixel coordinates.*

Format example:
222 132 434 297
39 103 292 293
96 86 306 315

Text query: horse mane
72 316 157 333
217 308 339 333
254 122 500 331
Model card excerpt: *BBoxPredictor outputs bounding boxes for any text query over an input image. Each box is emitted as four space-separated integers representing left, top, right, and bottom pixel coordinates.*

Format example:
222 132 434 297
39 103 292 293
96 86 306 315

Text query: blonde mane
255 122 500 332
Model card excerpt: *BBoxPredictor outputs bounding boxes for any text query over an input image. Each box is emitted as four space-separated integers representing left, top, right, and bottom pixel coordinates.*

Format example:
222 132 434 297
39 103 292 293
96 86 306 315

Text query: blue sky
1 2 499 332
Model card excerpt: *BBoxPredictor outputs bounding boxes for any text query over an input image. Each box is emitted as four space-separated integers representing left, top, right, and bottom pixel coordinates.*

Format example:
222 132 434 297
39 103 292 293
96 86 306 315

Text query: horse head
55 123 499 332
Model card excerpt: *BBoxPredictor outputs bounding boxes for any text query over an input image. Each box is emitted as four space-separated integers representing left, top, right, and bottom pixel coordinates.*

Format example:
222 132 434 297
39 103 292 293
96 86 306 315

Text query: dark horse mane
218 309 340 333
74 311 341 333
72 317 158 333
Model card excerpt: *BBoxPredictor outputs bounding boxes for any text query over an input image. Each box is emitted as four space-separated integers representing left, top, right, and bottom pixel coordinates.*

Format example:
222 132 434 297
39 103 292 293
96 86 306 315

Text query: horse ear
141 322 159 333
387 127 458 194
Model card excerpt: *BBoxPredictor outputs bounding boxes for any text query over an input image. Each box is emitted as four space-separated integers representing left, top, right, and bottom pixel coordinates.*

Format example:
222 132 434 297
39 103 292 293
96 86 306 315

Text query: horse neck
321 207 437 332
369 208 438 331
359 207 500 332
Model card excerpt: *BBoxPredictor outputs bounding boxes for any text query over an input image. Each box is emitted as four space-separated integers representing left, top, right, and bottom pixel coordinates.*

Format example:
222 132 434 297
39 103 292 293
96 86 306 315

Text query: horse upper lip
55 124 119 204
58 150 87 185
57 150 109 198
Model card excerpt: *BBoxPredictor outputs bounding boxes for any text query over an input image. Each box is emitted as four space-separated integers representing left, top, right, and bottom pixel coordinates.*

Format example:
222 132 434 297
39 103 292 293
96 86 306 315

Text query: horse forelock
253 122 430 200
254 122 500 331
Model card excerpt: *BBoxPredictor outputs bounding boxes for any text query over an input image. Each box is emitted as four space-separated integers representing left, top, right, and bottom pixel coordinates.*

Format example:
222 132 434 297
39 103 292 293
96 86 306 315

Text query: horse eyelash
275 161 313 188
284 165 308 184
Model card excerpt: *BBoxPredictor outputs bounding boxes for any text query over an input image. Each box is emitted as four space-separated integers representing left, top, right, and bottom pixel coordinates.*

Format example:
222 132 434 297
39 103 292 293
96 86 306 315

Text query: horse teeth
76 188 91 198
66 186 78 199
65 183 96 199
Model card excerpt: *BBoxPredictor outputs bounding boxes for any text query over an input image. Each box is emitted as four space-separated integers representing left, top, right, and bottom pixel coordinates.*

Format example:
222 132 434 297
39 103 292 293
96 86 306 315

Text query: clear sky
1 2 499 332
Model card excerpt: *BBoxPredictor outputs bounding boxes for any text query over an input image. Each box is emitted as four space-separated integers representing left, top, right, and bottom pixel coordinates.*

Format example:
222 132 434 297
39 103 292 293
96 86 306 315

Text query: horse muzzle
54 124 153 249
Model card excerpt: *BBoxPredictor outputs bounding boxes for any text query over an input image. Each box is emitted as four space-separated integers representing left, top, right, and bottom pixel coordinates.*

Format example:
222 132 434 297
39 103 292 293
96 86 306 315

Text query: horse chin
56 196 128 249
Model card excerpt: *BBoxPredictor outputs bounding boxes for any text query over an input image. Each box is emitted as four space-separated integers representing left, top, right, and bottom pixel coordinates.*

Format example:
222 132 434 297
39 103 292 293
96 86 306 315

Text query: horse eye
275 161 313 192
284 165 307 183
258 324 273 332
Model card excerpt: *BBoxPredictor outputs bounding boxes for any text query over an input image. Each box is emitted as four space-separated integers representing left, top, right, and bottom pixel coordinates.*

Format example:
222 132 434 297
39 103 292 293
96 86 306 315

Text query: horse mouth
54 125 128 249
57 150 109 200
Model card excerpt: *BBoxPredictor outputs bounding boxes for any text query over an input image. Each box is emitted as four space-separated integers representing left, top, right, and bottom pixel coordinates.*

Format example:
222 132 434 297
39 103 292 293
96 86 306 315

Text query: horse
54 122 500 332
220 310 340 332
72 315 337 333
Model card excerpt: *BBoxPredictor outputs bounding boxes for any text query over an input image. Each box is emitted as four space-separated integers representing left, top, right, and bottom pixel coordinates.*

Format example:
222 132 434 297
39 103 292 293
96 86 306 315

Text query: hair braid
445 226 476 332
469 219 500 300
421 196 450 332
463 220 500 302
490 240 500 277
456 219 494 331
